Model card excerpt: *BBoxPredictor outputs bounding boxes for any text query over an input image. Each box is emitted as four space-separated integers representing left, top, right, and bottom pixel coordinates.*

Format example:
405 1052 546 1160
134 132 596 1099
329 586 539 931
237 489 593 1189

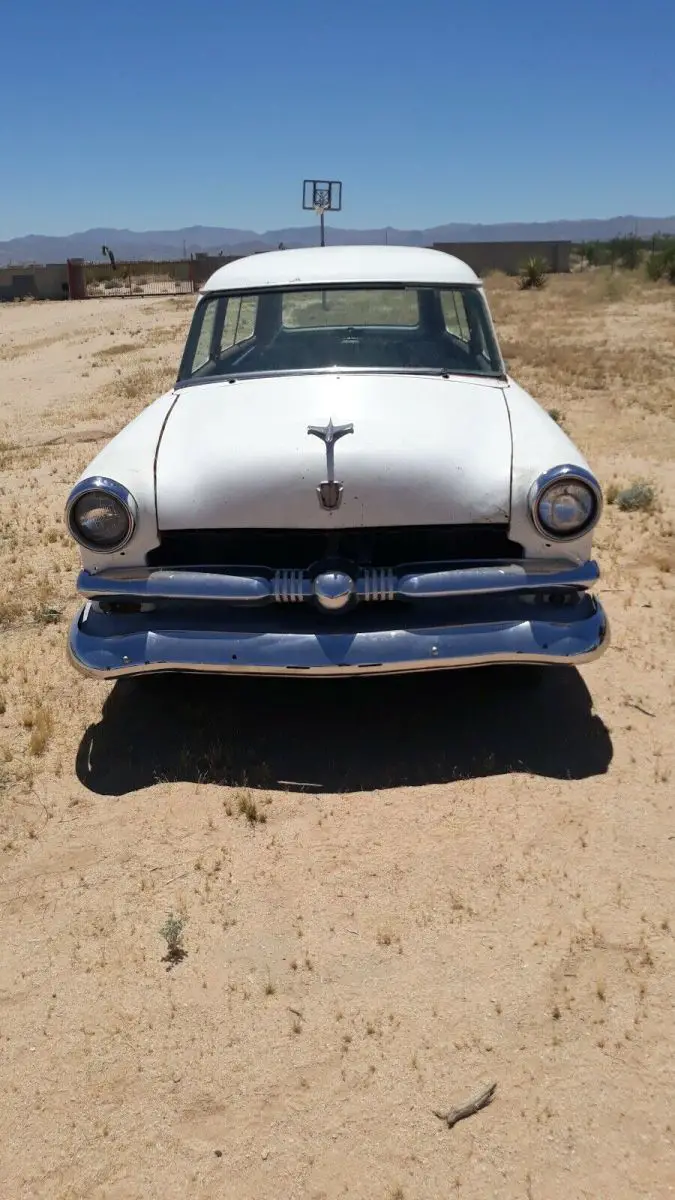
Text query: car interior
180 286 501 381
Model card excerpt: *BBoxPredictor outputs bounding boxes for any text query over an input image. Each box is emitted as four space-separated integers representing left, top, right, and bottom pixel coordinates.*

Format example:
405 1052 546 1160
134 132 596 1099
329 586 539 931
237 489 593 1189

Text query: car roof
202 244 480 292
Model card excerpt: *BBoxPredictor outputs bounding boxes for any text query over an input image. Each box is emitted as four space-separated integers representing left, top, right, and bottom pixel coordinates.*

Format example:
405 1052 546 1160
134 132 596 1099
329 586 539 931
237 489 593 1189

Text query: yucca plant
519 257 548 289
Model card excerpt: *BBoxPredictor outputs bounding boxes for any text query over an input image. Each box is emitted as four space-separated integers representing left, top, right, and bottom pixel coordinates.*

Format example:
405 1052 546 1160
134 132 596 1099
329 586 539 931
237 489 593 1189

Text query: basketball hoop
303 179 343 246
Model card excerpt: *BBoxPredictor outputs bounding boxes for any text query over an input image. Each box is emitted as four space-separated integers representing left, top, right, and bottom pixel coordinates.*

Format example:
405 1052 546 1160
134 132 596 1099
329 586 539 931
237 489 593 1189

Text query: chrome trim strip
397 559 599 598
65 477 138 554
77 559 599 604
528 464 603 542
67 597 609 679
80 568 271 603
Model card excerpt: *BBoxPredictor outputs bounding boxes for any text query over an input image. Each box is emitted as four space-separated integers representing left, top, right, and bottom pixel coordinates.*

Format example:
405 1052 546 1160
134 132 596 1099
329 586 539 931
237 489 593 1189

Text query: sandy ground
0 273 674 1200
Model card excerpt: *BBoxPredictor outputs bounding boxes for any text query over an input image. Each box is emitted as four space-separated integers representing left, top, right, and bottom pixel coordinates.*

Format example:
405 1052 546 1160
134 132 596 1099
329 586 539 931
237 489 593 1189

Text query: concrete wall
192 245 572 288
432 241 571 276
0 262 70 301
0 242 571 301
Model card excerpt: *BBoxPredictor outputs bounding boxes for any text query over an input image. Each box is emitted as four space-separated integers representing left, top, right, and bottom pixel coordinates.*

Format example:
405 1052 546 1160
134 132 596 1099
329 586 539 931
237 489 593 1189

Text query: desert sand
0 271 673 1199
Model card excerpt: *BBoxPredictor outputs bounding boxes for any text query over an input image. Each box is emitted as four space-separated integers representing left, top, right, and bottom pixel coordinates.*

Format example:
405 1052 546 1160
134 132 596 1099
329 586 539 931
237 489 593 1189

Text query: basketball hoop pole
313 205 328 246
314 208 328 304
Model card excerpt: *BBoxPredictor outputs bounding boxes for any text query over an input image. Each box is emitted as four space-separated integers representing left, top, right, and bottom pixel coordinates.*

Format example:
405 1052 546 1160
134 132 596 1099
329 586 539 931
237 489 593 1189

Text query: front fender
504 378 597 562
70 389 178 573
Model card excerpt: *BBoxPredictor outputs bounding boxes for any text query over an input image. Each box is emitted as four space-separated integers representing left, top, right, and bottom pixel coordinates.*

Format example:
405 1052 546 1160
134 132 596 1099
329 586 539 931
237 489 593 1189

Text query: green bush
612 235 643 270
646 241 675 283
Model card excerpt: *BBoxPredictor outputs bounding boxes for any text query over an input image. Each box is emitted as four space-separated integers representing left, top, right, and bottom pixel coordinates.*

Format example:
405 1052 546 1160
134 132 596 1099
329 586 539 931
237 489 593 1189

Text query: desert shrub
646 254 665 281
644 240 675 283
610 481 657 512
160 912 185 961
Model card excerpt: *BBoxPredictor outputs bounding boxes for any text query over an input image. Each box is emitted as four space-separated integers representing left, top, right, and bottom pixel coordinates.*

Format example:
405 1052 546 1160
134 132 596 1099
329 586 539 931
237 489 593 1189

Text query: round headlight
66 478 136 552
530 466 602 540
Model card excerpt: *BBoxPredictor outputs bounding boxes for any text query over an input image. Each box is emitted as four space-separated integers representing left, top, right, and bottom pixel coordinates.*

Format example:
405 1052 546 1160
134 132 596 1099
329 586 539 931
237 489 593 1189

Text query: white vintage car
65 245 608 679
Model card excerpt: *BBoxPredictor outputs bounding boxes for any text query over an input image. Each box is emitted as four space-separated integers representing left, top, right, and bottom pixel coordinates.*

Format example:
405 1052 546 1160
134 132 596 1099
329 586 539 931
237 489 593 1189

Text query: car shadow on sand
76 667 612 796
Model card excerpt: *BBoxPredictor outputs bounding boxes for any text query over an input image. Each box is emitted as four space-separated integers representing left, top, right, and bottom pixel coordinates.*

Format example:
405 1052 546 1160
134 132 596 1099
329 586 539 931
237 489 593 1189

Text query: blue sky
1 0 674 239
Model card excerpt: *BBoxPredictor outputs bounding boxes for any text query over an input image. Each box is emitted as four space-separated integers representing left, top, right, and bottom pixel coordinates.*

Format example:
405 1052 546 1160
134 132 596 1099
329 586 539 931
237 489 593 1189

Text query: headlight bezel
66 477 137 553
529 464 603 541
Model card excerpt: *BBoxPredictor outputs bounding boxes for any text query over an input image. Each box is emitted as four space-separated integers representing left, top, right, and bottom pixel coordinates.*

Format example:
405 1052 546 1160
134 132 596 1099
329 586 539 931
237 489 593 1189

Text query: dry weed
23 705 54 756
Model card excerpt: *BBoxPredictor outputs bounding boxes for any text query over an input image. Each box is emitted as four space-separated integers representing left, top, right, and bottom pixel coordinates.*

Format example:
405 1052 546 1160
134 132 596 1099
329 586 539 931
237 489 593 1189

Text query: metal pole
320 208 327 306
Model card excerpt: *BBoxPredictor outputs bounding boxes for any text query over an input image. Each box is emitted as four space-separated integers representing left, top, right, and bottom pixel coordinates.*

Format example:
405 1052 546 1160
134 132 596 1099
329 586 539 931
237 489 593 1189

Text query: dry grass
115 361 176 402
22 703 54 756
93 341 140 359
0 279 673 1198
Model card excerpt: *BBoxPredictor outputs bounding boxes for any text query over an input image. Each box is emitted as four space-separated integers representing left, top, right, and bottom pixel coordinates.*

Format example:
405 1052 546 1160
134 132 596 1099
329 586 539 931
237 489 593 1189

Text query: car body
65 245 608 679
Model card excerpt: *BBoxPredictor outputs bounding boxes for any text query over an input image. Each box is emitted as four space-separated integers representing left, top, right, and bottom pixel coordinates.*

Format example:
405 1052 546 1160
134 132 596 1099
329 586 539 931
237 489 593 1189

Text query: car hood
155 373 512 530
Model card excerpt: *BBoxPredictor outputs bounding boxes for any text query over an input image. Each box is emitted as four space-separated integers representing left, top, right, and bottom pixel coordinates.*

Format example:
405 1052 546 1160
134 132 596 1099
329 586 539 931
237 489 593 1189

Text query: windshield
178 284 504 382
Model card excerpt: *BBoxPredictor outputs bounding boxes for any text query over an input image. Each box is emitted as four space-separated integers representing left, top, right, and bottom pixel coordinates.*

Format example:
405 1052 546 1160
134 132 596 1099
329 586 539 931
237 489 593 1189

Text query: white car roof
202 244 480 292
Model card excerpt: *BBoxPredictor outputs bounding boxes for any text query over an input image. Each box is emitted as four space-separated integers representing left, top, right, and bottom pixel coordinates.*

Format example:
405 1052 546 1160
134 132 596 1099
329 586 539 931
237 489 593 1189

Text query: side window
220 296 258 353
441 290 471 342
191 300 217 372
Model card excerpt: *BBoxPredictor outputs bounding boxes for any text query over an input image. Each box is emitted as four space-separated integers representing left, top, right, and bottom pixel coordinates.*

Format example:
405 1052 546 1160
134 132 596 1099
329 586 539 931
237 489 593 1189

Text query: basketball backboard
302 180 342 212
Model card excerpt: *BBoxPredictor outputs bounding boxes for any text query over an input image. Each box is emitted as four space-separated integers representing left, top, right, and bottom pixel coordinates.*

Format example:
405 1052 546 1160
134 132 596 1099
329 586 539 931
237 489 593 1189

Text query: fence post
67 258 87 300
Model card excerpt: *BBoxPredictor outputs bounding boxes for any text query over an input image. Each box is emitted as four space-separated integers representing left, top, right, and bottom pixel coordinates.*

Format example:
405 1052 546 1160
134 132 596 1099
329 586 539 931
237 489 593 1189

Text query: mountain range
2 215 674 266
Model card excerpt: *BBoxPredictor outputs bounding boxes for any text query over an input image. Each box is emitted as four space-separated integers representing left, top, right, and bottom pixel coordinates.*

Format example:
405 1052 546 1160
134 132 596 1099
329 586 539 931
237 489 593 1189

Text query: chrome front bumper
68 590 609 679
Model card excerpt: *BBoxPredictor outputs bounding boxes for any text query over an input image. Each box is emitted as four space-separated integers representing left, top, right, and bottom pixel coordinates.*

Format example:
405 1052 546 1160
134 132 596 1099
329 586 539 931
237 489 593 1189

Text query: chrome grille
273 569 305 603
361 568 395 602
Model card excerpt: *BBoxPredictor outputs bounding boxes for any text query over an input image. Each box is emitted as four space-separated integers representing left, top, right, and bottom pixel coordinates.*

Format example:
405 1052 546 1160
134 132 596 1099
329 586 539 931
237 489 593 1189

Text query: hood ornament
307 418 354 511
307 418 355 447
